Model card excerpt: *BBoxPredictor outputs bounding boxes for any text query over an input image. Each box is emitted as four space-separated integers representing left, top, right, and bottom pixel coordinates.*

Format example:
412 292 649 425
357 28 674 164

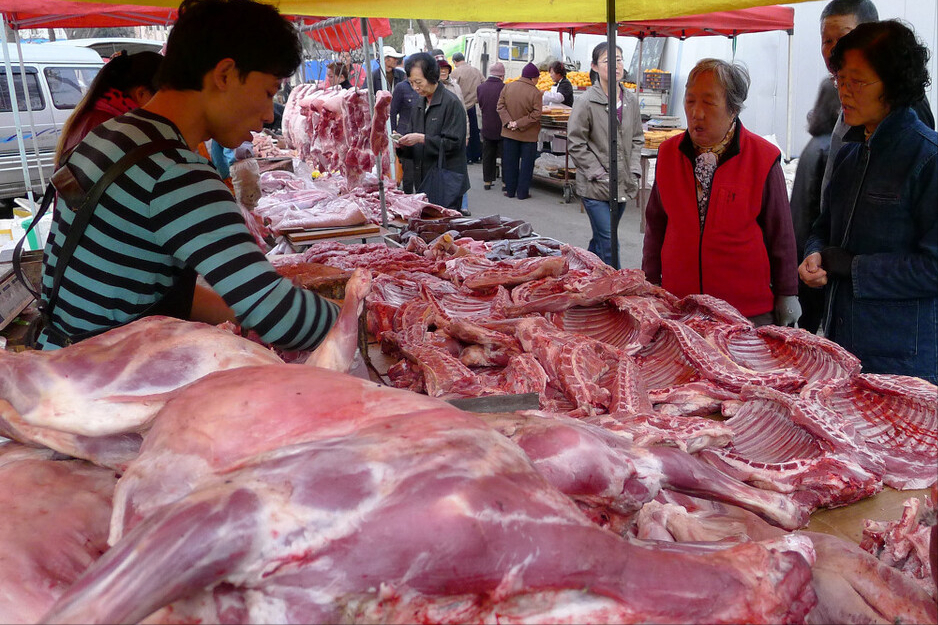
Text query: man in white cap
372 45 406 93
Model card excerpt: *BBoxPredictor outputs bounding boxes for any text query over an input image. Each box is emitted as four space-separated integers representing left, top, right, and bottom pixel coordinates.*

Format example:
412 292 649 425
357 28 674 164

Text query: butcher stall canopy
298 16 391 51
0 0 175 29
11 0 814 25
498 5 795 38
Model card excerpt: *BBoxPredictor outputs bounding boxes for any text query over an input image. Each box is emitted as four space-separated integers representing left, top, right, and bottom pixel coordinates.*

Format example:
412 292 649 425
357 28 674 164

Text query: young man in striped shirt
38 0 339 350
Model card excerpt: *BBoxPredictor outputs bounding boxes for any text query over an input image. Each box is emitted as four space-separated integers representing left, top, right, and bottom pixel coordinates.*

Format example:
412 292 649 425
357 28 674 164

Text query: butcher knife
445 393 540 413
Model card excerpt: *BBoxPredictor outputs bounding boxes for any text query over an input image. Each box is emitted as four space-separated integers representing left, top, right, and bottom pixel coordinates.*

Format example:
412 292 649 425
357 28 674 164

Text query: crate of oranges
643 69 671 91
568 71 592 89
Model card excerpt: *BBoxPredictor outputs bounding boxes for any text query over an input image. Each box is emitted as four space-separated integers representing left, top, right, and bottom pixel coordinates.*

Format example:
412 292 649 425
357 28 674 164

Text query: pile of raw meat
1 241 936 624
253 168 459 235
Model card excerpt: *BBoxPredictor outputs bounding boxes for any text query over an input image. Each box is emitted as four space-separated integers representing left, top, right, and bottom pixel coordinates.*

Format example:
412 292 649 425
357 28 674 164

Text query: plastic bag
231 158 261 209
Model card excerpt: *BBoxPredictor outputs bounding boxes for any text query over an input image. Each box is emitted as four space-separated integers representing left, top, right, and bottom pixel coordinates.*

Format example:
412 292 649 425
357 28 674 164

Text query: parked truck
463 29 564 79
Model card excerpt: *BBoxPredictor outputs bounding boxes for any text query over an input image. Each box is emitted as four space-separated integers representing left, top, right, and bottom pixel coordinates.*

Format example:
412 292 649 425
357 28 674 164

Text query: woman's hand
798 252 828 288
398 133 425 146
507 121 518 131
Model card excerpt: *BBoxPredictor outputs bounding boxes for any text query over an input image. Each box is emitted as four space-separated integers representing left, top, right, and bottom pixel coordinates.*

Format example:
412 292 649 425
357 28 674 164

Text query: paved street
460 160 646 270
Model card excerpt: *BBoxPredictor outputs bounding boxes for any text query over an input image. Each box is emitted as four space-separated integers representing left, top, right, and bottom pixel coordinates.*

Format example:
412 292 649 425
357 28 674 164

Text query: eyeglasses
833 75 881 94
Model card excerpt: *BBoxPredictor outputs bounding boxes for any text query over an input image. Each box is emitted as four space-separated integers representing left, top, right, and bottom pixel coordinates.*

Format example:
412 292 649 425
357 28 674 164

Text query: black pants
467 107 482 163
481 138 502 184
400 157 416 194
502 138 537 199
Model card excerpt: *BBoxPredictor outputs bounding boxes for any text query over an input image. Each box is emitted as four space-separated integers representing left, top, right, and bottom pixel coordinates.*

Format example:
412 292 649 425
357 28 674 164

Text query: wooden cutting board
807 487 930 544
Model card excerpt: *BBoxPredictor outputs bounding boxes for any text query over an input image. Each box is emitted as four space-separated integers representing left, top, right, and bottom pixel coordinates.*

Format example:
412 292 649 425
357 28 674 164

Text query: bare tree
415 20 433 52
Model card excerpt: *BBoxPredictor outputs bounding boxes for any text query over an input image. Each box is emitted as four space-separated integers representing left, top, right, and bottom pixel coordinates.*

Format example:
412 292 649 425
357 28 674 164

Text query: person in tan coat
496 62 543 199
568 43 643 266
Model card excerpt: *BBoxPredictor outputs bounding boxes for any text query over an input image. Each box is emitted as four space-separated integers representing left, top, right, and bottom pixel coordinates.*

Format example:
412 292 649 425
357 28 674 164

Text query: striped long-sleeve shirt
37 109 338 350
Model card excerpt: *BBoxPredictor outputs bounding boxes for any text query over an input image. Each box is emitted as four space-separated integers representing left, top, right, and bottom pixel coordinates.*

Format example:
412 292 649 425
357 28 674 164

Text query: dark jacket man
477 75 506 141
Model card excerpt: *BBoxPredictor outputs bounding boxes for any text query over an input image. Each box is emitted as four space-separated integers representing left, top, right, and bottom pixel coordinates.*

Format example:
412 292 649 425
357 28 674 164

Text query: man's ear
209 58 239 92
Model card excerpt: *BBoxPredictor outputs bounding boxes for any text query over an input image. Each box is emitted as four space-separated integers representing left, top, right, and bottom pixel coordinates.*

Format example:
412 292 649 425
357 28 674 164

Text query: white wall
652 0 937 159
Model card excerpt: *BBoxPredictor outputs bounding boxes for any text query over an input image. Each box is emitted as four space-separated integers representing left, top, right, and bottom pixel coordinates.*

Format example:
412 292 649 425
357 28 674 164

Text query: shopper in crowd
325 62 352 89
476 62 506 191
789 80 840 333
800 21 937 382
37 0 339 349
568 43 643 267
371 46 406 93
451 52 484 163
340 50 366 88
390 76 420 193
818 0 934 194
437 57 465 106
543 61 574 107
55 50 162 167
497 62 542 200
396 52 470 214
643 58 800 326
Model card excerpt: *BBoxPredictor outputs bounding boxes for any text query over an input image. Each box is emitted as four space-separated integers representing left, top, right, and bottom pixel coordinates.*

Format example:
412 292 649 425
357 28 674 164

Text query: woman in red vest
642 58 800 326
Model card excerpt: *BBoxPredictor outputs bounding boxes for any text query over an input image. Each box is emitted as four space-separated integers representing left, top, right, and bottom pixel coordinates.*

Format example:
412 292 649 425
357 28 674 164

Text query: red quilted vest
655 127 780 317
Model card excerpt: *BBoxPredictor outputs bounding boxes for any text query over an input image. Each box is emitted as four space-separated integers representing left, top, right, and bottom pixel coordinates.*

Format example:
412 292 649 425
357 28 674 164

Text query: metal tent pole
13 26 46 196
376 34 397 185
1 14 37 213
361 20 387 229
786 29 794 161
606 1 620 269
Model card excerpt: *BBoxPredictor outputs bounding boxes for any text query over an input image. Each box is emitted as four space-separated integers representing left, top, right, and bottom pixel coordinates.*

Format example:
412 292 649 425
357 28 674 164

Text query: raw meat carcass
633 493 938 625
633 319 805 392
47 366 815 625
698 385 884 510
304 268 372 373
481 410 812 531
0 443 116 624
804 374 938 489
861 495 936 595
0 316 283 469
710 324 861 384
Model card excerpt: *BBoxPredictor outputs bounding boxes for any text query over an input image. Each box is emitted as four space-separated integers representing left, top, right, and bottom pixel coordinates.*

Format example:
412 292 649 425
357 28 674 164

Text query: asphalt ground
460 159 645 270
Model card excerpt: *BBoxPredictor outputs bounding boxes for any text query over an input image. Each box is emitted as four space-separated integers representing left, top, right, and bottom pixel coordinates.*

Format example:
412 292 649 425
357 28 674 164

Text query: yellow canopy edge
51 0 814 23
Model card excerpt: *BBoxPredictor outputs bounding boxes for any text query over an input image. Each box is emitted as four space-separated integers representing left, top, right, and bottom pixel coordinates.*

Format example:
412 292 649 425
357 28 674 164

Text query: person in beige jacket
496 62 543 199
567 42 644 266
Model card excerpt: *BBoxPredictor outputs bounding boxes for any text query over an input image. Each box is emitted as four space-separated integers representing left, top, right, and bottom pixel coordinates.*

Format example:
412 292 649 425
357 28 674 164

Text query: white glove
774 295 802 327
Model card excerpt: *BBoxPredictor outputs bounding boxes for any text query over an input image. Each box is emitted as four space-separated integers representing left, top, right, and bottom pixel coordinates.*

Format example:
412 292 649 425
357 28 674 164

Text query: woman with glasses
799 20 937 383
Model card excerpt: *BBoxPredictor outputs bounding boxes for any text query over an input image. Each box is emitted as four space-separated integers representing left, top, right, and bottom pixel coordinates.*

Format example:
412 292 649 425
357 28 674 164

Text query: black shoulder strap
12 183 56 300
42 138 185 324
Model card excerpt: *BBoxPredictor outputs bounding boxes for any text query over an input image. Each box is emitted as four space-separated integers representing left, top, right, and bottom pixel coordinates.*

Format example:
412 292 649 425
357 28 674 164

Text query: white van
464 29 560 79
0 43 103 200
48 38 164 61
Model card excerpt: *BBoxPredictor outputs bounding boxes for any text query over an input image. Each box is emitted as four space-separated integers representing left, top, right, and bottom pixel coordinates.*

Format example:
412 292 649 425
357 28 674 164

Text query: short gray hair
686 58 751 117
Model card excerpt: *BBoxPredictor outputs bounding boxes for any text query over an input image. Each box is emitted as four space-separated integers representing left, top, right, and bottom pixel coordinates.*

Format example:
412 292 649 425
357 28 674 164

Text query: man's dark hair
830 20 930 109
157 0 302 91
820 0 878 25
807 79 841 136
452 52 465 63
405 52 440 84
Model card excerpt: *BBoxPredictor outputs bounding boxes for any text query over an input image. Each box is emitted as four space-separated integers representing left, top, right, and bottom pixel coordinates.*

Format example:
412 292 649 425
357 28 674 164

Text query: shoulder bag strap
43 138 185 323
11 182 57 300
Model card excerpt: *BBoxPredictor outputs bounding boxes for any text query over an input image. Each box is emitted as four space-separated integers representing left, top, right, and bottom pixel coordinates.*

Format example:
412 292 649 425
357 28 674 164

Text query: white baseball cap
383 46 405 59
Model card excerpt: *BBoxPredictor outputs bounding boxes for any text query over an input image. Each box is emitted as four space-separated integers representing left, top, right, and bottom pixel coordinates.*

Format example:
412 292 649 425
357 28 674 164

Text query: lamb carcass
46 366 815 625
0 443 116 624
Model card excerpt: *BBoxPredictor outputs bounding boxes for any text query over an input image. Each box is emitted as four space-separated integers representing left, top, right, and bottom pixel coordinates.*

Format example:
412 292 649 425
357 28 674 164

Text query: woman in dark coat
789 79 840 333
396 52 470 214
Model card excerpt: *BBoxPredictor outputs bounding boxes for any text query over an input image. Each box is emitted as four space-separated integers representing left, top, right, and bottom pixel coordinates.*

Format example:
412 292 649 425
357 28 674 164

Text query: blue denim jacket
806 107 938 382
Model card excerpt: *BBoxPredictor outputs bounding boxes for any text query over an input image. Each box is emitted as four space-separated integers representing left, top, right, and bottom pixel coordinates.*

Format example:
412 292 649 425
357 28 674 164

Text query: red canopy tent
0 0 176 29
298 16 392 52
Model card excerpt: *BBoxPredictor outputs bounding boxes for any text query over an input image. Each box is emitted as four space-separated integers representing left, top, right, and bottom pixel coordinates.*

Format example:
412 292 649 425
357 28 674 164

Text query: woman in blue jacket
800 20 937 383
